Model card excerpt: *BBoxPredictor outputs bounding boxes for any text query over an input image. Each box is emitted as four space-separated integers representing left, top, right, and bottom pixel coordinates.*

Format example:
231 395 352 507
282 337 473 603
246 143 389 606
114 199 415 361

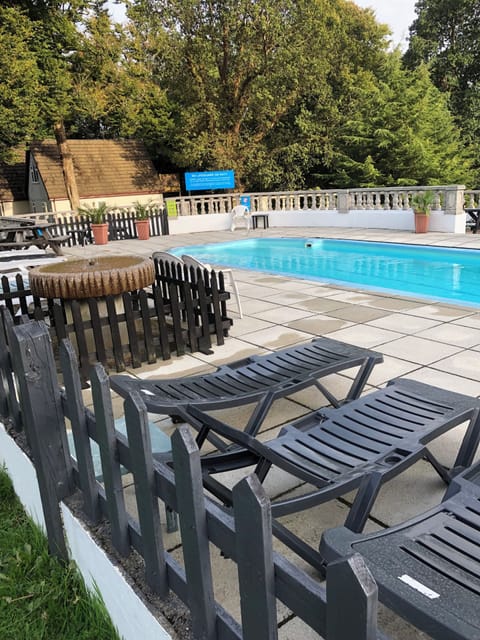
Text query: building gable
29 139 161 200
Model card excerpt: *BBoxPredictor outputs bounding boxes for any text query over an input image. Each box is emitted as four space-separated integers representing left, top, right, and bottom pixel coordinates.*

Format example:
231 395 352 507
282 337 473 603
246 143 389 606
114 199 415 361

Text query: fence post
232 474 277 639
171 425 217 640
90 363 130 556
123 391 168 595
8 321 73 560
59 339 101 523
0 308 21 427
326 553 378 640
161 207 169 235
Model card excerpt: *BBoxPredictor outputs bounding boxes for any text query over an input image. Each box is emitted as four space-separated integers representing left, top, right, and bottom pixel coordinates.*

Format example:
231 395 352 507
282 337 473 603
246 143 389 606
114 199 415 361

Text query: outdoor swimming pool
172 238 480 308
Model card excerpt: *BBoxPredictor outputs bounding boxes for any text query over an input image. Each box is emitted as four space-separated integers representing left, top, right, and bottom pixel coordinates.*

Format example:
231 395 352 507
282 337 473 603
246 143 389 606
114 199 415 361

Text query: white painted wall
62 506 174 640
166 208 464 235
267 209 462 233
168 212 232 234
0 200 31 216
0 423 45 530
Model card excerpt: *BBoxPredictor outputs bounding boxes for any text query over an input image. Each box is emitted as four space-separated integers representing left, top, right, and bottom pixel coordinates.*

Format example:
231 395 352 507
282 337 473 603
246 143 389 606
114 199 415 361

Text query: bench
0 236 69 256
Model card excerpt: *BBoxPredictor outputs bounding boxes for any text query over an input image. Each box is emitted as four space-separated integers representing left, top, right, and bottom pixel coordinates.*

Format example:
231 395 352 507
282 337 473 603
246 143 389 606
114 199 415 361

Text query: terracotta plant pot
135 219 150 240
414 212 429 233
91 222 109 245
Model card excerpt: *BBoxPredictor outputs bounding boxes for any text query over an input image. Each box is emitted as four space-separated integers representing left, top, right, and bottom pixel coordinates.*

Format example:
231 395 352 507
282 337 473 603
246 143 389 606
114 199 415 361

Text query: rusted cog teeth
28 256 155 299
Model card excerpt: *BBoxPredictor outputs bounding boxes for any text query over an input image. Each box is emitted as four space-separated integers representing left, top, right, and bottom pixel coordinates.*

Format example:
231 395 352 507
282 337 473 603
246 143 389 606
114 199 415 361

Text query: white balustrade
165 185 468 218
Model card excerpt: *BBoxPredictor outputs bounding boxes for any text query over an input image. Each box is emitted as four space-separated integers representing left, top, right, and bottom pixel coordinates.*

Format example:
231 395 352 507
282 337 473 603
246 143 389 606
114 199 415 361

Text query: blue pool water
171 238 480 308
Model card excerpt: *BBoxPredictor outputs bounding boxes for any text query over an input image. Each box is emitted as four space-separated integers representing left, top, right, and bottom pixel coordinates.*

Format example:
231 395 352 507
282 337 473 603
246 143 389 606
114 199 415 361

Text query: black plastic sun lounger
187 378 480 570
110 337 383 439
320 461 480 640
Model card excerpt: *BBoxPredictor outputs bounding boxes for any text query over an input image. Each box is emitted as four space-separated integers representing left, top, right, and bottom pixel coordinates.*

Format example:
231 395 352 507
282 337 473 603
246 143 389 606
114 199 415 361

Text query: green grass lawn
0 468 120 640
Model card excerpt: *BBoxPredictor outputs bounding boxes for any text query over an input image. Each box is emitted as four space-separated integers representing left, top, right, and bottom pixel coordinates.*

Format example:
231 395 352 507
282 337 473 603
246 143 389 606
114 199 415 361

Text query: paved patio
66 226 480 639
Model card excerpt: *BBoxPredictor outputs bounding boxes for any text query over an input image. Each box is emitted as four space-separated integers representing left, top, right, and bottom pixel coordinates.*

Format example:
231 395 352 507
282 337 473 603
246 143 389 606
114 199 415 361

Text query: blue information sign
185 170 235 191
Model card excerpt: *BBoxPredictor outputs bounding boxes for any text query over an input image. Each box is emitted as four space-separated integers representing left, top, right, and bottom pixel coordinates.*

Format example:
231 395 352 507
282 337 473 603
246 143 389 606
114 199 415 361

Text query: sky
354 0 418 49
108 1 418 49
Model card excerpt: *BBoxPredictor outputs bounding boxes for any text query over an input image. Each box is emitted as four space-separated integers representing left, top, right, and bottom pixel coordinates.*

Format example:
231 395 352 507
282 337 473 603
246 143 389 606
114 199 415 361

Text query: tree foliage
126 0 338 187
405 0 480 180
68 8 173 155
125 0 473 188
323 54 472 187
0 0 475 188
0 7 43 160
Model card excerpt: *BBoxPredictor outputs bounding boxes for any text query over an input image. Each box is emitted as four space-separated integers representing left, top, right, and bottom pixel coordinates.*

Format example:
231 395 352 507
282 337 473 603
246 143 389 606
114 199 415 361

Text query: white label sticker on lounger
398 575 440 599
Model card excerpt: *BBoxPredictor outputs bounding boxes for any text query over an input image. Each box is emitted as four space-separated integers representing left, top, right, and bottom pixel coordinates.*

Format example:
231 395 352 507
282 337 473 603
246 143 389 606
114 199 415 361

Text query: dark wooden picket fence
0 312 380 640
45 207 169 247
0 258 232 379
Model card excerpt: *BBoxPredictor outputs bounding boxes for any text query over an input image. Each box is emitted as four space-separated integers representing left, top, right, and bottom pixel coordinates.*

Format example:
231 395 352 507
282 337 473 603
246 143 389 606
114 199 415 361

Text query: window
30 164 40 183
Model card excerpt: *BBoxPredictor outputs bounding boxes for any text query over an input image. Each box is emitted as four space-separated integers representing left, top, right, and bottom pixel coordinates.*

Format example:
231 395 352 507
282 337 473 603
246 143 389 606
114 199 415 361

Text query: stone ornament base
28 255 155 299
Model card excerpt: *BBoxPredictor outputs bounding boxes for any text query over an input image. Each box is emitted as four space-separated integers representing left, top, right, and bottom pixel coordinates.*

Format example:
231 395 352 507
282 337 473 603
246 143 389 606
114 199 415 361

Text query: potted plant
78 202 109 245
411 191 435 234
134 201 151 240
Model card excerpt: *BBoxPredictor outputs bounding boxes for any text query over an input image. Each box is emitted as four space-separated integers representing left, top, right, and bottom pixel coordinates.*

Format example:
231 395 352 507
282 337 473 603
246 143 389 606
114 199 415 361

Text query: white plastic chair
181 254 243 318
152 251 184 267
230 205 251 232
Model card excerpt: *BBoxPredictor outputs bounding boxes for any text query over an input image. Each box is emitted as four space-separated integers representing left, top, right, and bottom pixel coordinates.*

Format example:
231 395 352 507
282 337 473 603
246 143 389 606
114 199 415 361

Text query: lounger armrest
320 526 362 565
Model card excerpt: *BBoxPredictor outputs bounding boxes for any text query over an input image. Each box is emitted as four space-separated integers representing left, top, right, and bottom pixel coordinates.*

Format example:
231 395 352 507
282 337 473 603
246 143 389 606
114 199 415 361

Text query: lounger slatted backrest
110 336 384 437
321 460 480 640
188 378 480 572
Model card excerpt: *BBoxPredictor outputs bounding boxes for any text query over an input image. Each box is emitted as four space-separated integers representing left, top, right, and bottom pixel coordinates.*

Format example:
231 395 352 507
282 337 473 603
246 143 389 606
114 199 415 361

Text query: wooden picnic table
0 219 69 256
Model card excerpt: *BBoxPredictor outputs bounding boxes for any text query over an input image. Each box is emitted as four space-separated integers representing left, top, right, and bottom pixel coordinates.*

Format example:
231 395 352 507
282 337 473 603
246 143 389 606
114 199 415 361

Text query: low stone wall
167 208 465 234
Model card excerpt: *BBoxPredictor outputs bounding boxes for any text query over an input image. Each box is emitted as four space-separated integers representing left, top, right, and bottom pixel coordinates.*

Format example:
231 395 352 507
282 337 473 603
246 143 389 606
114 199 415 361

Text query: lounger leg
49 241 64 256
272 520 327 574
422 409 480 483
344 471 383 532
313 356 378 408
245 391 275 436
255 458 272 482
422 449 451 484
195 422 233 452
313 380 342 408
452 408 480 471
345 356 378 402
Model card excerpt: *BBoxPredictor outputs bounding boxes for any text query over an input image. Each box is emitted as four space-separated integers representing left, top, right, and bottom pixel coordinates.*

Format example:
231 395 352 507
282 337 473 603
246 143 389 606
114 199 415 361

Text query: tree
404 0 480 179
322 54 473 187
69 6 173 158
128 0 344 188
0 1 91 207
0 7 43 161
1 0 472 194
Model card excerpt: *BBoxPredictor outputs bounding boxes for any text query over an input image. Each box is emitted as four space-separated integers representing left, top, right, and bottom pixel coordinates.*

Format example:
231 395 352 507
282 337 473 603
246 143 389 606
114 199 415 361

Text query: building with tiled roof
28 139 164 213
